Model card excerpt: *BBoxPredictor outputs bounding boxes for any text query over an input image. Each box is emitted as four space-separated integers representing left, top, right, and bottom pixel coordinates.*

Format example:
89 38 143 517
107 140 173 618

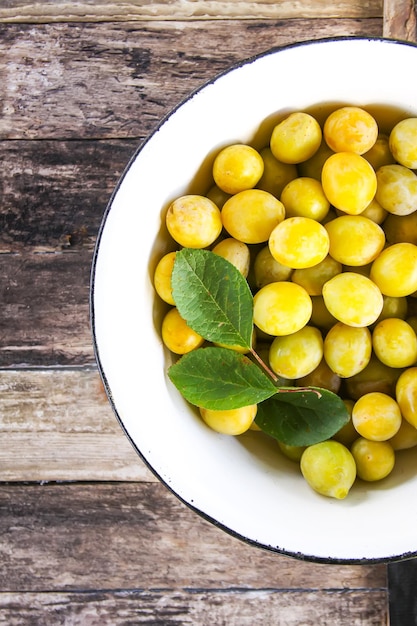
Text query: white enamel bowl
91 37 417 563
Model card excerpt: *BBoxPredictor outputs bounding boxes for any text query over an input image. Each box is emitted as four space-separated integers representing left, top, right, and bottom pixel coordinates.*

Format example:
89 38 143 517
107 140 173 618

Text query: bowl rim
90 35 417 565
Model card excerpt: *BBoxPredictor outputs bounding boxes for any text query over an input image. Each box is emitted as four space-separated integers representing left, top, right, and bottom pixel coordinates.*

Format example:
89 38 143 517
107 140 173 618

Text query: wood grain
0 589 388 625
0 251 93 366
0 368 152 481
0 19 382 141
383 0 416 40
0 482 387 591
0 0 383 23
0 369 117 434
0 140 135 253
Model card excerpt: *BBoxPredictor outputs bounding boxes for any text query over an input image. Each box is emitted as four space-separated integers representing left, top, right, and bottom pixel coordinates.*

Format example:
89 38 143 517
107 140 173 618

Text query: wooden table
0 1 415 623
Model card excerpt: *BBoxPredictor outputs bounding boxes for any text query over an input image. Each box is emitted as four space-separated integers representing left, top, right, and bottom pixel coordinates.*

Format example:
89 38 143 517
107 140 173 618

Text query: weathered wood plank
0 368 154 481
0 139 134 253
0 589 388 625
0 0 383 23
0 251 93 366
0 368 115 433
0 142 133 368
0 432 151 481
0 19 383 140
0 482 387 591
383 0 416 41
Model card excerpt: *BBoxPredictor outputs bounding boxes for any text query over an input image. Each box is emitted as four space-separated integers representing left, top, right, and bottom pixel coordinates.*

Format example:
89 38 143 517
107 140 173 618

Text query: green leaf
172 248 253 349
167 248 349 446
255 387 350 447
168 346 277 410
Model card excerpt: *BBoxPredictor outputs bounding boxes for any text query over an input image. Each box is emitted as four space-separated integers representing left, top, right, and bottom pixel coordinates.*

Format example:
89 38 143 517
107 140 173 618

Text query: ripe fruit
291 255 341 296
351 438 395 481
352 392 402 441
325 215 385 266
280 176 330 221
158 103 417 502
253 281 312 336
322 272 383 327
370 242 417 297
321 152 377 215
161 307 204 354
212 238 250 277
269 216 329 269
324 323 372 378
257 147 298 197
389 117 417 169
375 164 417 216
300 441 356 499
363 133 396 170
323 106 378 154
396 367 417 428
199 404 257 435
213 144 264 194
389 418 417 451
253 245 293 289
221 189 285 244
154 251 177 305
372 318 417 368
270 112 322 164
166 195 222 248
269 326 323 379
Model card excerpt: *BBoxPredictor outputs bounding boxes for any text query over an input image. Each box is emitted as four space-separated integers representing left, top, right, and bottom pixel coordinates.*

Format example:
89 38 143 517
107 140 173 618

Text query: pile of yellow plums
154 105 417 499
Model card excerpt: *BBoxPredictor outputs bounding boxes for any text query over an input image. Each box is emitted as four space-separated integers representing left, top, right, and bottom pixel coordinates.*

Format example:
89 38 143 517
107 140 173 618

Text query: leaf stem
249 347 280 384
249 350 323 399
277 386 323 399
